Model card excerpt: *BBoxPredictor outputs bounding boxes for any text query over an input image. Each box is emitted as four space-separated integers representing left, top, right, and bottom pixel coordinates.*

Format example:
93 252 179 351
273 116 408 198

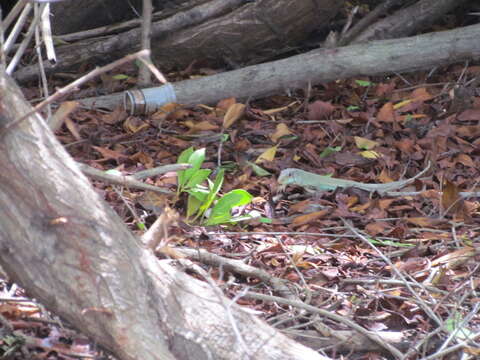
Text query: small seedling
176 147 254 225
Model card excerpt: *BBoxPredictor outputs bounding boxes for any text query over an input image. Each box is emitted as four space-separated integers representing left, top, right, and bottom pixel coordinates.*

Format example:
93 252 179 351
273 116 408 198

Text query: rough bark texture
51 0 191 34
14 0 341 83
79 23 480 111
0 73 328 360
350 0 469 43
51 0 142 34
151 0 342 70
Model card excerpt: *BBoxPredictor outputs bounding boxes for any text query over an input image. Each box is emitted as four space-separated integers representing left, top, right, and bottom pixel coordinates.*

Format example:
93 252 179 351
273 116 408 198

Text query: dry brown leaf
255 145 278 163
457 108 480 121
217 97 237 111
123 117 149 133
395 138 415 153
307 100 335 120
454 154 475 167
290 200 315 214
377 102 395 122
130 151 154 168
431 247 476 269
50 101 78 131
102 106 128 125
441 179 463 216
354 136 379 150
411 87 434 102
406 217 445 227
137 191 170 214
91 146 127 163
365 222 390 236
270 123 293 142
64 117 82 141
182 120 219 134
292 210 329 227
223 103 245 129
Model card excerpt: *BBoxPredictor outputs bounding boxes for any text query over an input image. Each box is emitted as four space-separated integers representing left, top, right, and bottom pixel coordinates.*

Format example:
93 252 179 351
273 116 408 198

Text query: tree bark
13 0 341 83
79 23 480 111
349 0 469 43
0 72 327 360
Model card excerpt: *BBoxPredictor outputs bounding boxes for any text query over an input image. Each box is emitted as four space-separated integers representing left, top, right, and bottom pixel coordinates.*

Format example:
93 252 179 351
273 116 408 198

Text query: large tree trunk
0 72 327 360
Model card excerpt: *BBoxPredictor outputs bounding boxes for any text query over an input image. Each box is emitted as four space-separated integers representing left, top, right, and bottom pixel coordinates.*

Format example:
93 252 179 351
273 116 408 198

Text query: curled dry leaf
223 103 245 129
270 123 293 143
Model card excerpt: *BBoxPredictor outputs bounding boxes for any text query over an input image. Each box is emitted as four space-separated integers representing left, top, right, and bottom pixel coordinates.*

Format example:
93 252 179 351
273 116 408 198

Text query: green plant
1 335 24 357
176 147 254 225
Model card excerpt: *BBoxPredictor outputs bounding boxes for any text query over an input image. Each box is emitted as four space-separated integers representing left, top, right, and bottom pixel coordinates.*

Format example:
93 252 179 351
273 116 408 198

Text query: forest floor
2 36 480 360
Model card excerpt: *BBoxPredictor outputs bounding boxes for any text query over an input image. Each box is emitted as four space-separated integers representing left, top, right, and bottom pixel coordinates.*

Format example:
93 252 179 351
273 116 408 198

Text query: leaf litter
4 60 480 360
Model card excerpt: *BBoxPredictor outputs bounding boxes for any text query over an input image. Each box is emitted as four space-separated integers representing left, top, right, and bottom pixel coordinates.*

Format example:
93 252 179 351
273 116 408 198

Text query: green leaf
187 187 209 202
183 148 206 184
246 161 271 176
205 189 253 225
347 105 359 111
136 222 146 231
178 147 194 164
177 147 194 190
319 146 341 158
186 169 211 189
445 312 473 340
260 217 273 223
112 74 130 80
355 79 373 87
187 194 203 219
197 169 225 217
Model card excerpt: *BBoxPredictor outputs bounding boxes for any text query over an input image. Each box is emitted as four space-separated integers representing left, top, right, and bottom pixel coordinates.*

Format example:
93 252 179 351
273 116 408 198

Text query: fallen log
78 23 480 112
0 71 329 360
13 0 340 83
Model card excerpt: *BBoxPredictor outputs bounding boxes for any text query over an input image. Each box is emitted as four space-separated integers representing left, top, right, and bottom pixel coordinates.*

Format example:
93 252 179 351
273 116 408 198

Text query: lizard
278 162 431 194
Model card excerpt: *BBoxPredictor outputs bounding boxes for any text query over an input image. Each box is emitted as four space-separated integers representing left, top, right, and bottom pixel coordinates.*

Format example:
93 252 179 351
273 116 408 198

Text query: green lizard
278 162 430 194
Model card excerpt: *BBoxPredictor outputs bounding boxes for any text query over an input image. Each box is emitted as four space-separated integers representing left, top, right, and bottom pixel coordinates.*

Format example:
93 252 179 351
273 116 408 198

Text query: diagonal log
0 71 328 360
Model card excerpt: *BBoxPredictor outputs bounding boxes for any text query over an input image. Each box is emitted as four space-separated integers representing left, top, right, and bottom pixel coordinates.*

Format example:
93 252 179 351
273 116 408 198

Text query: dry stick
176 247 299 302
0 49 150 138
342 279 448 295
7 3 46 74
342 219 443 330
34 3 51 119
77 163 173 195
132 163 191 179
422 331 480 360
3 0 28 31
0 8 6 71
4 2 31 54
436 302 480 354
138 0 153 86
242 292 404 359
40 2 56 64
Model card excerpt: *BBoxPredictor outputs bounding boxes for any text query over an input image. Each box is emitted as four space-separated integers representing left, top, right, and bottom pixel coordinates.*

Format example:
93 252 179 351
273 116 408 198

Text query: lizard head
277 168 298 191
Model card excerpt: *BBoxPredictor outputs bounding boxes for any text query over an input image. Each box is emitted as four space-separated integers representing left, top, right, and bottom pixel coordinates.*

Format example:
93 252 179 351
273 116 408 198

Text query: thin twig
342 218 443 328
77 163 173 195
0 49 150 138
176 247 299 301
242 291 404 359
